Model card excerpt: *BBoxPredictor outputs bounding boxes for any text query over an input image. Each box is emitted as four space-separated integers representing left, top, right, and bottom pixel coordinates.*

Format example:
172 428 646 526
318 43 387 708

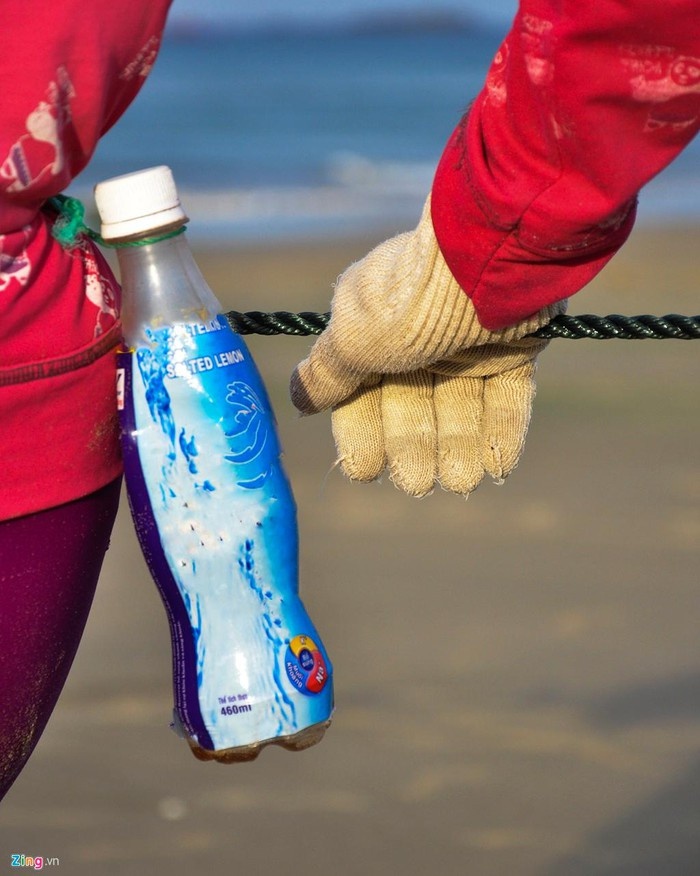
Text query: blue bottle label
117 315 332 752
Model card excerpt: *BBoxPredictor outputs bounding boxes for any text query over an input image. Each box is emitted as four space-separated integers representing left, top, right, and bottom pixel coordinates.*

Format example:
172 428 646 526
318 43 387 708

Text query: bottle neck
114 226 223 346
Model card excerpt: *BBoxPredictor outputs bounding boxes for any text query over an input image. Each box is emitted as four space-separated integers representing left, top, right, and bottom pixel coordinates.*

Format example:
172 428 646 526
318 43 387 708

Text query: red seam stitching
0 322 122 387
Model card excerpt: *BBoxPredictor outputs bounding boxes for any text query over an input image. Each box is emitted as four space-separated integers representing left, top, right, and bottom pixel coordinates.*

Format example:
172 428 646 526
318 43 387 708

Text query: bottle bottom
176 717 332 764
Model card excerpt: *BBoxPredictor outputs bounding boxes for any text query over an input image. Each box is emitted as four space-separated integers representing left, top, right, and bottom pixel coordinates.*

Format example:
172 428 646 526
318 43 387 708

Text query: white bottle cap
94 166 188 240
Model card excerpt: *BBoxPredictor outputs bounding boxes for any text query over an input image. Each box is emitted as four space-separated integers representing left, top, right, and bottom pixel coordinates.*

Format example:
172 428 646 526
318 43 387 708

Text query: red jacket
0 2 172 519
432 0 700 329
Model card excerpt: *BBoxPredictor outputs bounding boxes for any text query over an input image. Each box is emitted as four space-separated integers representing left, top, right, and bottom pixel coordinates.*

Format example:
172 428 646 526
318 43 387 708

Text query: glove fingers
481 362 537 481
381 371 437 497
331 383 386 482
290 335 366 414
433 374 486 495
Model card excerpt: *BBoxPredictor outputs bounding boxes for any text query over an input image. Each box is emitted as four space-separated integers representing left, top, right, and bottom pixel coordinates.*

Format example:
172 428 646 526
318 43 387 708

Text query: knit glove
290 198 565 496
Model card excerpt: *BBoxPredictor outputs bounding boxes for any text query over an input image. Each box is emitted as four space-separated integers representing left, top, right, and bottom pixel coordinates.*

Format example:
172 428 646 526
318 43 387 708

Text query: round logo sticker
285 634 329 695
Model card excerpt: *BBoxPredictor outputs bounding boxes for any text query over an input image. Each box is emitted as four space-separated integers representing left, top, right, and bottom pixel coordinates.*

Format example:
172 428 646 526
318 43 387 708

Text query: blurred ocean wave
77 154 434 243
180 153 433 241
182 164 433 240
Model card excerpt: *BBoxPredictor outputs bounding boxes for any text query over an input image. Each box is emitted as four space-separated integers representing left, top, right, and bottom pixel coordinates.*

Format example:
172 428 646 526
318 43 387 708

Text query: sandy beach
1 222 699 875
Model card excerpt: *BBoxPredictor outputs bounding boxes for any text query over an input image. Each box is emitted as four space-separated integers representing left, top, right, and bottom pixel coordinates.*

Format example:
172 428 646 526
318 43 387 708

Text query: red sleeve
0 1 172 231
0 1 172 360
0 1 172 519
431 0 700 329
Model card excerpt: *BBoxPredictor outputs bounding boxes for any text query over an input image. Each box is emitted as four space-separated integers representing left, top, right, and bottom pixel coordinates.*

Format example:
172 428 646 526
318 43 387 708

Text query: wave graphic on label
223 381 271 489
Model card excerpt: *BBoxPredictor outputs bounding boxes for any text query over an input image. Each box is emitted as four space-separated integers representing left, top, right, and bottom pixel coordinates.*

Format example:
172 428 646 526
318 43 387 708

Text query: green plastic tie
48 194 100 248
48 194 185 249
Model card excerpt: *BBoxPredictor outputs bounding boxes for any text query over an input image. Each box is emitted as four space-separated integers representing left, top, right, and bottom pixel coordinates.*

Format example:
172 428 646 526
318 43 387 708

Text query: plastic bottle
95 166 333 762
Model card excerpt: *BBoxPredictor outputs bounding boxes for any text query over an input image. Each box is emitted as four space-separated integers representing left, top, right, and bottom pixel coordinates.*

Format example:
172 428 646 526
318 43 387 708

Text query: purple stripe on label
117 351 214 752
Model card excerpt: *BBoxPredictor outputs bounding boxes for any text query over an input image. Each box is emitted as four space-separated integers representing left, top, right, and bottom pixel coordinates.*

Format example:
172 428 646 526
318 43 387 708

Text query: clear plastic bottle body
115 228 333 761
117 233 223 346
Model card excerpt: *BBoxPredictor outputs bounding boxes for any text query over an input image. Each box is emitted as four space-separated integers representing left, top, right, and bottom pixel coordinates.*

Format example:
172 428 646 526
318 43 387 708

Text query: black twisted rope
225 310 700 340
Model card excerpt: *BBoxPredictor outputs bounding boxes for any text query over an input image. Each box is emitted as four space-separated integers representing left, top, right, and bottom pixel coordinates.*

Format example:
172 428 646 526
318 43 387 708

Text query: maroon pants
0 478 121 801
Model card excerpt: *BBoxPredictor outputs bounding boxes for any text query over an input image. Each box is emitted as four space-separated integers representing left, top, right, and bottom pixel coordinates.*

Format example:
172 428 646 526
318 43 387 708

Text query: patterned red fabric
0 2 172 519
431 0 700 329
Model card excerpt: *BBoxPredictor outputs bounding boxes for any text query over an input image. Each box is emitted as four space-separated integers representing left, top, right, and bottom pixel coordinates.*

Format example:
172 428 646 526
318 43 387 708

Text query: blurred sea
71 21 700 243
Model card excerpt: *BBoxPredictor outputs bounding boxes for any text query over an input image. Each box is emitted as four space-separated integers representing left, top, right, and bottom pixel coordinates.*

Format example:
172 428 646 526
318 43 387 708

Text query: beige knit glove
290 197 565 496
